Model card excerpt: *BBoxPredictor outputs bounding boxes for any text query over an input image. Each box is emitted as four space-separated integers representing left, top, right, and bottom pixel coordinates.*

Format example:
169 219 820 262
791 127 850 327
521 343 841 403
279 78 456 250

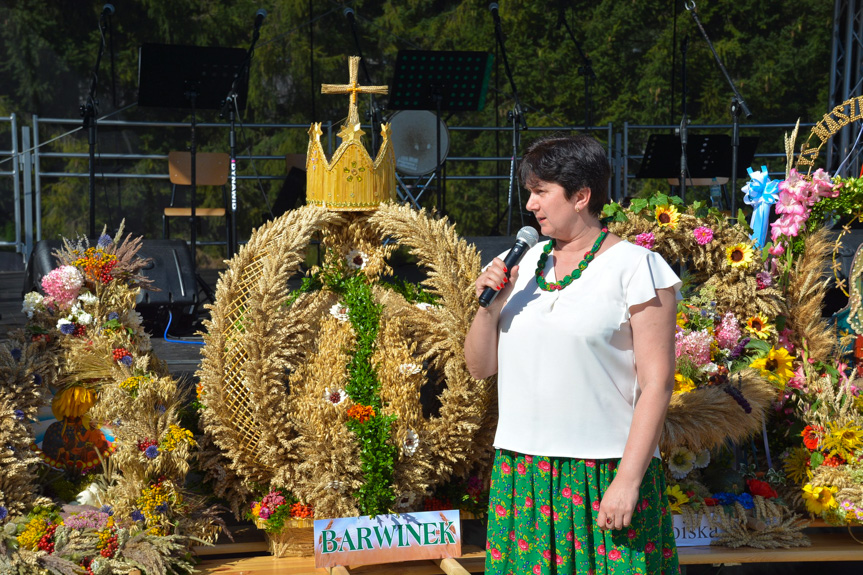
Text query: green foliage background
0 0 834 251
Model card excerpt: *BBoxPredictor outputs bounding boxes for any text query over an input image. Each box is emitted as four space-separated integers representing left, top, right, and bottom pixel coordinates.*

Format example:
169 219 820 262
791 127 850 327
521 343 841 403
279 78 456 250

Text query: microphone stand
560 18 596 130
220 22 262 259
80 10 110 238
492 10 528 236
345 10 382 154
678 36 689 202
686 1 752 215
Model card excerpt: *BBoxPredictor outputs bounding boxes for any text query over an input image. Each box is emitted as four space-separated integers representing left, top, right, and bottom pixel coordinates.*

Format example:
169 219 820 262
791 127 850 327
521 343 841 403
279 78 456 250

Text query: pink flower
525 455 533 463
716 312 742 350
572 493 583 505
771 213 807 240
509 530 516 541
768 242 786 256
41 265 84 308
553 511 559 521
663 547 674 558
565 531 573 541
491 548 502 560
627 529 637 540
518 538 529 551
525 497 533 508
645 541 656 553
542 549 552 560
592 500 600 511
495 504 507 517
532 565 541 575
540 505 552 516
258 506 271 519
501 461 511 474
675 328 713 365
608 549 622 561
597 544 606 556
585 460 595 467
777 328 795 353
693 226 714 245
551 466 558 478
555 555 564 565
538 460 551 472
562 486 572 498
574 538 582 550
635 232 655 250
811 168 841 198
517 463 527 475
774 188 807 215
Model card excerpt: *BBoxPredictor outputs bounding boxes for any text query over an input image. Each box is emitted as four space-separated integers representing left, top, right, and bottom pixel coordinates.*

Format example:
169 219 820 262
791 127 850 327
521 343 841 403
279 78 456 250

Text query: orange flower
801 425 822 451
290 502 314 518
347 404 375 424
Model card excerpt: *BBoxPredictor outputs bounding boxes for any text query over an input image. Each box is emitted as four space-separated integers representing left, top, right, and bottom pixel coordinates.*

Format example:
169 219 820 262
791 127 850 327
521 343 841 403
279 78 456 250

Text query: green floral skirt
486 450 680 575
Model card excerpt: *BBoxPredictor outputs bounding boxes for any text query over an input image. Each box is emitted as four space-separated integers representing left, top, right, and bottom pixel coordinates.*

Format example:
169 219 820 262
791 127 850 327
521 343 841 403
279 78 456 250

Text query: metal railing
5 115 815 259
0 114 20 254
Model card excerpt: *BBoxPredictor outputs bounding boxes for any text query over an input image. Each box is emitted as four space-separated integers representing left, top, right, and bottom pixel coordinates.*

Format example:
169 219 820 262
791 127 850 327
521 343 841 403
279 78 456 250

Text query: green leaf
629 198 649 214
810 451 824 468
745 338 772 353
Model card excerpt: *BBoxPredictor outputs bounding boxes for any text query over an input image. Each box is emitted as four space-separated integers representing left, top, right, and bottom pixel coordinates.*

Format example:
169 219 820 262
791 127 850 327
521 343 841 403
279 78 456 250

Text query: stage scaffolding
0 117 818 262
829 0 863 177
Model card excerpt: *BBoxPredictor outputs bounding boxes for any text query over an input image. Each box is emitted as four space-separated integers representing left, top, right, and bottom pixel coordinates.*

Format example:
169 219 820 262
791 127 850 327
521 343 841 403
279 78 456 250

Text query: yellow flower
749 347 795 387
802 484 838 514
161 424 197 452
726 243 754 268
676 311 688 329
655 205 681 229
821 422 863 460
783 446 813 484
51 385 98 419
665 484 690 513
674 373 696 394
744 314 773 340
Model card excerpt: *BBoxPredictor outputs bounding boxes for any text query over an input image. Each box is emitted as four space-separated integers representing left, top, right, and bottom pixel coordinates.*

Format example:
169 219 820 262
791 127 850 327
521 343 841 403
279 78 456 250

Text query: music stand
637 134 757 208
389 50 493 211
138 43 248 271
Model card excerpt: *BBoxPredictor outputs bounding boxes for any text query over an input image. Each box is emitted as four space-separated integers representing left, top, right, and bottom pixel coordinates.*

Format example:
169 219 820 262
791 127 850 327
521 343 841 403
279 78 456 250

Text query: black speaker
23 239 198 335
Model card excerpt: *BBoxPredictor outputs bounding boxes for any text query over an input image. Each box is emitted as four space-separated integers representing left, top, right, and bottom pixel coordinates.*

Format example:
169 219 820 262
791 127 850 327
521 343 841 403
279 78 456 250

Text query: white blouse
493 240 681 459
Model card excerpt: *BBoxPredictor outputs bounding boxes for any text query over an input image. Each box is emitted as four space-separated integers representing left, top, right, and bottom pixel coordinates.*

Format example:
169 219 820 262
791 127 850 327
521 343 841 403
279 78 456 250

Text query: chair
163 151 231 255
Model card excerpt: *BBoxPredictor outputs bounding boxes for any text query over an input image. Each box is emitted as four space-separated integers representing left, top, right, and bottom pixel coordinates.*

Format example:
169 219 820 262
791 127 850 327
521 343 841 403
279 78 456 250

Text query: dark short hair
518 135 610 216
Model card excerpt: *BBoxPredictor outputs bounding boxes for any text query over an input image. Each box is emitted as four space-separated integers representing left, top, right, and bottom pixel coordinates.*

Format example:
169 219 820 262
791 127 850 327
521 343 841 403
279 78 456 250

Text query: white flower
77 291 98 305
694 449 711 469
324 387 348 406
667 446 697 479
395 490 416 510
346 249 369 270
77 312 93 326
22 292 44 318
125 310 143 328
702 362 719 374
403 429 419 456
75 482 104 507
415 302 436 311
398 363 422 376
329 302 350 322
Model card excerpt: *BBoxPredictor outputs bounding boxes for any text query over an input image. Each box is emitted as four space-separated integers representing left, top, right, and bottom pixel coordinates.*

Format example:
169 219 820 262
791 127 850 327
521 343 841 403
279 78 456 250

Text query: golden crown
305 56 396 211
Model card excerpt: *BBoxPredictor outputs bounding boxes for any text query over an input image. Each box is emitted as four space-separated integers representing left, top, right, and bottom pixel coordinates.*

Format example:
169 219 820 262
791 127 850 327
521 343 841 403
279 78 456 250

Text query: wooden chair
163 151 231 254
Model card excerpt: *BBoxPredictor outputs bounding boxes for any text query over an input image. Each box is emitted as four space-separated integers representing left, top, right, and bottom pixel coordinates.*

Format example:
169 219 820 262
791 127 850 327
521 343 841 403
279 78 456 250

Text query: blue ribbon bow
742 166 780 248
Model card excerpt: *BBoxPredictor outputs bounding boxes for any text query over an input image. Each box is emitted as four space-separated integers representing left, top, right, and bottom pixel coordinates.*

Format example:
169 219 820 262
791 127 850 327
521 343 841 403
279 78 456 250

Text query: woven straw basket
255 517 315 557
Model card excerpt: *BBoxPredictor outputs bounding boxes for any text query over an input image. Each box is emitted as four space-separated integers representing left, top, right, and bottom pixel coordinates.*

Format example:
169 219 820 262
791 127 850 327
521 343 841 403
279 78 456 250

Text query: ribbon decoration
742 166 780 248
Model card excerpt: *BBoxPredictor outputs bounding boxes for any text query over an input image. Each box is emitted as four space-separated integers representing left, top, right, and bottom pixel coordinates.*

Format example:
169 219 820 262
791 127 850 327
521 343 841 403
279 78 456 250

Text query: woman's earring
575 207 580 213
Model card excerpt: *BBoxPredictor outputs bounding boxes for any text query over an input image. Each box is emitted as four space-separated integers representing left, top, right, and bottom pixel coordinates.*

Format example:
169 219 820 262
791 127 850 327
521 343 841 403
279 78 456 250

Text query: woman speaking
465 135 681 575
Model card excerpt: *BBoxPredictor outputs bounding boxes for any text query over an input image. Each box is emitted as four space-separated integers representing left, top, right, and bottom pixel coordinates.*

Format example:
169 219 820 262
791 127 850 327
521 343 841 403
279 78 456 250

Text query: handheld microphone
488 3 500 25
254 9 267 32
478 226 539 308
101 4 114 16
344 7 356 24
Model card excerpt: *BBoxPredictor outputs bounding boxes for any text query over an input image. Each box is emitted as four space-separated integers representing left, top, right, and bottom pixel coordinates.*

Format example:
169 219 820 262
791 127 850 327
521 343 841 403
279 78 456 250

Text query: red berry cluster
422 496 452 511
30 333 51 343
80 558 95 575
137 438 157 452
72 324 87 337
100 533 119 558
100 259 118 284
112 348 131 362
37 524 57 553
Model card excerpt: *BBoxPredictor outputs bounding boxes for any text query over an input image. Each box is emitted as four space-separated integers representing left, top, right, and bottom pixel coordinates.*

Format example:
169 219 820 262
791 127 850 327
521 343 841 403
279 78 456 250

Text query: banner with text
313 510 461 568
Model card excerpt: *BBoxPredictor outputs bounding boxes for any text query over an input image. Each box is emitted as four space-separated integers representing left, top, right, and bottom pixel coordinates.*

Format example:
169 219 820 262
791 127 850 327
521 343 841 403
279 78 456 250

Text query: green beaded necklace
535 227 609 291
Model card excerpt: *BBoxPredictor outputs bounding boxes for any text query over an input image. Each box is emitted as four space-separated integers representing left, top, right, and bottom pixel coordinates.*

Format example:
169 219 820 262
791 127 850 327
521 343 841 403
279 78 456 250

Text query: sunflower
51 385 98 420
654 205 681 229
782 446 812 484
726 242 754 268
744 314 773 340
665 484 690 513
821 422 863 460
749 347 795 387
674 373 696 394
802 484 838 514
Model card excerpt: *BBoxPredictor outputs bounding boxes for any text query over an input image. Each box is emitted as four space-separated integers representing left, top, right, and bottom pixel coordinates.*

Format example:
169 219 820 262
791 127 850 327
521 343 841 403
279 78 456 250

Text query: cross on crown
321 56 388 129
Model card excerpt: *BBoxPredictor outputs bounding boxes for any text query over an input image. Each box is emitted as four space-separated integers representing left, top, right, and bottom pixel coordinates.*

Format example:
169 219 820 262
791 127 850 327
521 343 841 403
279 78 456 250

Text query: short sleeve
623 251 682 321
